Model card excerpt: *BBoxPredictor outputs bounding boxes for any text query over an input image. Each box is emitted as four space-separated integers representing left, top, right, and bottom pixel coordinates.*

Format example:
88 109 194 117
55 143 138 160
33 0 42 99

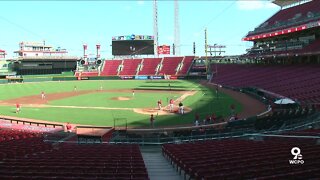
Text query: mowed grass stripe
48 92 179 108
0 80 198 100
0 106 146 127
0 80 242 127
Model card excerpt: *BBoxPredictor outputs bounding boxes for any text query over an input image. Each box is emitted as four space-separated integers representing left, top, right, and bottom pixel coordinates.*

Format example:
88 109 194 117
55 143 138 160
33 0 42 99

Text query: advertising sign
157 45 170 54
120 76 134 80
135 76 148 80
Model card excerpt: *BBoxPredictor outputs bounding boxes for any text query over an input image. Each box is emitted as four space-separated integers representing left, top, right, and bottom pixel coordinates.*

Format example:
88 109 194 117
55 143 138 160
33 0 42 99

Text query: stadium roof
272 0 311 8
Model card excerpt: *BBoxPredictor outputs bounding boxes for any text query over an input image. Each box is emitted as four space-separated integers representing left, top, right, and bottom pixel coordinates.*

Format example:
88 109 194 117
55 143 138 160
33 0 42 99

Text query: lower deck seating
211 64 320 104
0 119 62 133
0 128 43 143
0 129 149 180
163 137 320 179
0 138 51 160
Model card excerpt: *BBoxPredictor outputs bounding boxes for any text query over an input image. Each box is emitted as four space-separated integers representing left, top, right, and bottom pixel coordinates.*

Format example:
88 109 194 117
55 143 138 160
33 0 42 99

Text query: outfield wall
0 74 204 84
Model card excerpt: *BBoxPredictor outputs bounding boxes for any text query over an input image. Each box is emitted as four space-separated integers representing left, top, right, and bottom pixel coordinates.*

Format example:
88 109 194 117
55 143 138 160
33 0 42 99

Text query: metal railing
0 116 64 129
108 112 320 145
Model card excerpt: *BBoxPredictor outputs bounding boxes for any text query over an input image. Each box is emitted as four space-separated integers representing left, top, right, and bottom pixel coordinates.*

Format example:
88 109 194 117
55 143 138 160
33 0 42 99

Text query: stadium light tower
174 0 180 56
153 0 159 56
96 44 101 59
205 28 209 75
83 44 88 58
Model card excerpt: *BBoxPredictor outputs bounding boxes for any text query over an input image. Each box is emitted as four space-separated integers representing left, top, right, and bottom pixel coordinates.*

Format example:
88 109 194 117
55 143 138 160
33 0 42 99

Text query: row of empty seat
158 57 184 75
248 0 320 36
0 128 43 143
0 119 62 133
101 60 122 76
77 56 194 77
137 58 161 76
0 128 149 180
211 64 320 104
163 137 320 179
0 136 51 161
119 59 142 76
245 38 320 58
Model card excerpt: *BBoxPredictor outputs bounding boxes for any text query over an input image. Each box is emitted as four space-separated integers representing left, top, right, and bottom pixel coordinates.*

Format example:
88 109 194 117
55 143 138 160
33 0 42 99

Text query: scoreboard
112 34 154 55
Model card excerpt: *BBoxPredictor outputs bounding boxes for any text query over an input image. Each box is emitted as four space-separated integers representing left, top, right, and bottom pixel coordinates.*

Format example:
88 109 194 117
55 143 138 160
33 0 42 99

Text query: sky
0 0 280 58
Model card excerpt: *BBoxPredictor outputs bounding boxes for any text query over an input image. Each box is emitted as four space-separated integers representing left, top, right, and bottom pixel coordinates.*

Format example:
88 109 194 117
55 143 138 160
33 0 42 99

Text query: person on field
16 103 21 113
150 114 155 128
41 91 46 99
132 90 135 97
169 98 174 112
66 122 72 133
178 102 184 114
74 85 77 91
157 99 162 110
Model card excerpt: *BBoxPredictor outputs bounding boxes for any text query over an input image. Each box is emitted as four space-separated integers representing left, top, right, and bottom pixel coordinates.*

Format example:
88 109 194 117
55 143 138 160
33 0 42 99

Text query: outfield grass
0 80 242 127
49 91 181 108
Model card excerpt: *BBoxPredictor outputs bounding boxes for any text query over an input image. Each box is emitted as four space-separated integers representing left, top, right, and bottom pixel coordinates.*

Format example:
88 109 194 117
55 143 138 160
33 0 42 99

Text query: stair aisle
141 146 183 180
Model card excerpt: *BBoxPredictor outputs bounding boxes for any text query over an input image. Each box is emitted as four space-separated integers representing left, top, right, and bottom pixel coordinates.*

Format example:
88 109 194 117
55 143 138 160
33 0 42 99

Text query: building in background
0 49 6 59
11 41 78 75
243 0 320 63
14 41 67 57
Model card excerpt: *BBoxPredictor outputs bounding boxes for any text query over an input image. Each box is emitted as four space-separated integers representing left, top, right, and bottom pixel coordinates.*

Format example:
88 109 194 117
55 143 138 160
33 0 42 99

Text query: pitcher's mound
111 96 131 101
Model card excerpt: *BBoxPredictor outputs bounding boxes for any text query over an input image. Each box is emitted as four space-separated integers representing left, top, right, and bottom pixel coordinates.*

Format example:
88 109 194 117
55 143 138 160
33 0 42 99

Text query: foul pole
153 0 159 56
174 0 180 56
205 28 209 75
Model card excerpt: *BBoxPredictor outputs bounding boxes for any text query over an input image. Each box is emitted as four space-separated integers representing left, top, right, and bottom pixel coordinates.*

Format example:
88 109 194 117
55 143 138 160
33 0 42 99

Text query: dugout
12 57 77 75
76 126 114 144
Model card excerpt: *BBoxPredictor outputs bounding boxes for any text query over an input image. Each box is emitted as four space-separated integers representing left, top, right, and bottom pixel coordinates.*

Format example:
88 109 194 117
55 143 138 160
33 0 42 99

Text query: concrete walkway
140 146 183 180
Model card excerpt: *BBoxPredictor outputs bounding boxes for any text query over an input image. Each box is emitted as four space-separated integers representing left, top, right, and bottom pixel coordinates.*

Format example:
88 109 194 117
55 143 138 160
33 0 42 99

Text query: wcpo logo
289 147 304 165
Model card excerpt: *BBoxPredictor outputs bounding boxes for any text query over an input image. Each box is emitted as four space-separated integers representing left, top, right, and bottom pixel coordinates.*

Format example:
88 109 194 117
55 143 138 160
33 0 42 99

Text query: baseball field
0 79 242 128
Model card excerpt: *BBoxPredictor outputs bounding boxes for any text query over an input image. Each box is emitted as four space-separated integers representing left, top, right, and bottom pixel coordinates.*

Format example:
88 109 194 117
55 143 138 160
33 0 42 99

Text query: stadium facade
243 0 320 64
11 41 78 75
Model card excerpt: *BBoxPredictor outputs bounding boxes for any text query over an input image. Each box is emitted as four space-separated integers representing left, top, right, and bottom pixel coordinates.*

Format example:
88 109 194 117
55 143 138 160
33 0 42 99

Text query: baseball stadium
0 0 320 179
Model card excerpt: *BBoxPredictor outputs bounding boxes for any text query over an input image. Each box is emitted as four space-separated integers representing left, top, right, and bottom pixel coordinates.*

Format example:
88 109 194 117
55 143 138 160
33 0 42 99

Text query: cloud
237 0 278 10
